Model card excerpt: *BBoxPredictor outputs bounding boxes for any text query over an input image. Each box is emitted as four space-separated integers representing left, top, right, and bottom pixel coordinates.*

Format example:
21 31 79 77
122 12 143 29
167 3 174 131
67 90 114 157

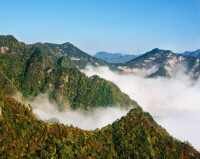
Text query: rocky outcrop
0 47 9 54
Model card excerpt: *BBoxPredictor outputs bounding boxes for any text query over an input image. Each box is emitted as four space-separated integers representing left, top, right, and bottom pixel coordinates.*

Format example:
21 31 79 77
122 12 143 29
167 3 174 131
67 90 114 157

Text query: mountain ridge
94 51 138 63
0 35 134 110
181 49 200 58
0 92 199 158
117 48 200 78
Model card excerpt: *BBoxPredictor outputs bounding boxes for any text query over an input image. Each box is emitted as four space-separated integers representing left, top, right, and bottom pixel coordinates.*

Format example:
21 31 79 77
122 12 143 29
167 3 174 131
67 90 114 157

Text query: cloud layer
82 66 200 151
28 65 200 151
30 94 131 130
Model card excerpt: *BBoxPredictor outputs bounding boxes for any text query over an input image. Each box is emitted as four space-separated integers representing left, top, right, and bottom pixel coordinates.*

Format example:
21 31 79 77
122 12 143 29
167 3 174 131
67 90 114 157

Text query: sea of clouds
30 65 200 151
82 66 200 151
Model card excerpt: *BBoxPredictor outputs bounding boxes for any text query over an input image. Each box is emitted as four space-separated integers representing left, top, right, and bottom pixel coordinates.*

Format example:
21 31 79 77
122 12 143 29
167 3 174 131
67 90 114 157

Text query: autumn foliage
0 93 199 158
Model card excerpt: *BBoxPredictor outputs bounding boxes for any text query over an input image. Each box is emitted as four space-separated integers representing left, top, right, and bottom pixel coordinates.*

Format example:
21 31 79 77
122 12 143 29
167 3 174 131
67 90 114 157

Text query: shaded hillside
0 35 134 109
94 51 137 63
147 66 170 78
0 92 199 158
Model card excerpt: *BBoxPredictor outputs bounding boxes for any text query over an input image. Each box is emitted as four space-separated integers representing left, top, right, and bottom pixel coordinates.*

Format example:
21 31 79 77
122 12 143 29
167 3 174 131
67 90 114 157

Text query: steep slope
0 35 24 53
118 48 200 78
0 92 199 158
94 51 137 63
147 66 170 78
0 35 134 109
0 71 19 96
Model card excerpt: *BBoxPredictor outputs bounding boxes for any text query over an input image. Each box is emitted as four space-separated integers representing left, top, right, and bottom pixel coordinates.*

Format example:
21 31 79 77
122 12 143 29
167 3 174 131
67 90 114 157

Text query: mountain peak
0 34 17 40
62 42 73 47
0 35 19 46
150 48 172 53
151 48 161 51
0 35 23 54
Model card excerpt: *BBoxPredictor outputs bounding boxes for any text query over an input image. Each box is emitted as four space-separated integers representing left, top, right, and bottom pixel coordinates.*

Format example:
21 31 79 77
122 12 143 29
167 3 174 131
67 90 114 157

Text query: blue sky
0 0 200 55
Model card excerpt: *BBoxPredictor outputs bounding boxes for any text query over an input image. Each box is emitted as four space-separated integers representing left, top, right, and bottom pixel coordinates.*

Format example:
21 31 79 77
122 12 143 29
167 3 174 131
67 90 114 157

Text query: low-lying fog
31 95 131 130
82 66 200 151
30 65 200 151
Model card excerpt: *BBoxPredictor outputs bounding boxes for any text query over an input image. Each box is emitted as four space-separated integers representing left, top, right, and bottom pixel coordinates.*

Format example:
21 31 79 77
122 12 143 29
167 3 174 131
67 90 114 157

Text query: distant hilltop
180 49 200 58
94 51 139 63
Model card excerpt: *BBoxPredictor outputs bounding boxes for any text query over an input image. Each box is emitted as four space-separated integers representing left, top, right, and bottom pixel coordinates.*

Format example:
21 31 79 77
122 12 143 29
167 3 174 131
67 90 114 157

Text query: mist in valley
30 94 132 130
82 66 200 151
29 65 200 151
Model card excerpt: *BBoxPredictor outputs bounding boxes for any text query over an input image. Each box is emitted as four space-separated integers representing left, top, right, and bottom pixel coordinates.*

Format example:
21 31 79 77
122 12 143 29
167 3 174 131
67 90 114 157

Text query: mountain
117 48 200 78
0 35 199 157
0 91 199 158
0 35 134 110
94 51 137 63
30 42 116 69
181 49 200 58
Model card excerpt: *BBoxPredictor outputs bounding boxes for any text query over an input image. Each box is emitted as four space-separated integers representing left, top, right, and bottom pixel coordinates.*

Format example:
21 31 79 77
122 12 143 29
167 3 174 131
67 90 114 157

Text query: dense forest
0 91 199 158
0 35 134 110
0 35 199 158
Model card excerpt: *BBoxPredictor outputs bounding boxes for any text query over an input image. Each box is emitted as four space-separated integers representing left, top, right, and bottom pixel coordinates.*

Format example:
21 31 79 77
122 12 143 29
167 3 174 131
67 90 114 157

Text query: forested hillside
0 35 134 109
31 42 114 69
0 91 199 158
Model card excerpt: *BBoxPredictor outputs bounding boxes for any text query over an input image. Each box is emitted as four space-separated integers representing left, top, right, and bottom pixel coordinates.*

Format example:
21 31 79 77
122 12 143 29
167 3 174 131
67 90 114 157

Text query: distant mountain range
94 51 138 63
94 49 200 79
117 48 200 78
181 49 200 58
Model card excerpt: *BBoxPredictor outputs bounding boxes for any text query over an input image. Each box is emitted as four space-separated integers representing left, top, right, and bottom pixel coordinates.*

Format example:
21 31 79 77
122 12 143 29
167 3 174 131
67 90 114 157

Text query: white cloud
30 94 131 130
82 66 200 151
26 65 200 151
